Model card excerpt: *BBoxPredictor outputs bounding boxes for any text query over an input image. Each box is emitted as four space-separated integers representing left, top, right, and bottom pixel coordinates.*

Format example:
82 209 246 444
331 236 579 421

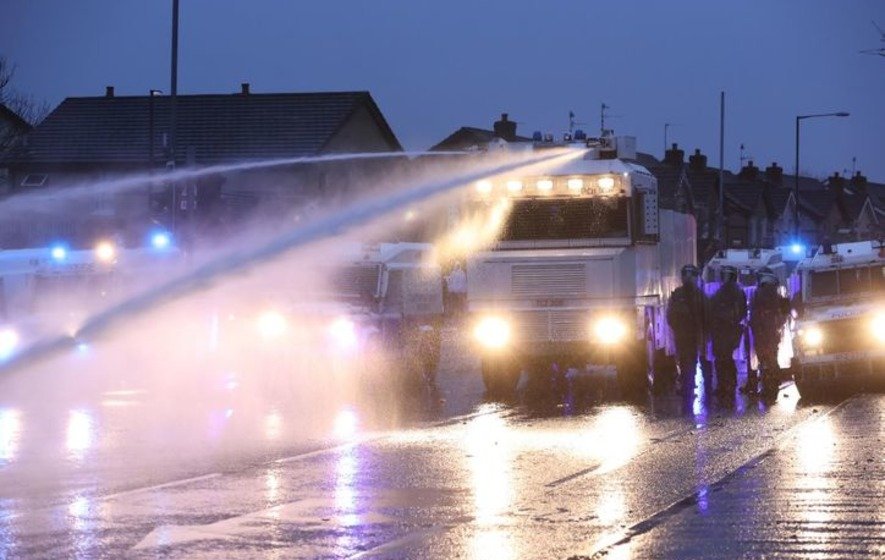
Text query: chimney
849 171 868 193
764 162 783 185
664 143 684 166
493 113 517 142
240 82 250 95
688 148 707 171
105 86 115 98
739 160 759 180
827 172 845 194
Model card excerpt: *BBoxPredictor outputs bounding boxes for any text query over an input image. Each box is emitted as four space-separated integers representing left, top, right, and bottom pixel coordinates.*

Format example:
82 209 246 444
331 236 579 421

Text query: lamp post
793 112 850 240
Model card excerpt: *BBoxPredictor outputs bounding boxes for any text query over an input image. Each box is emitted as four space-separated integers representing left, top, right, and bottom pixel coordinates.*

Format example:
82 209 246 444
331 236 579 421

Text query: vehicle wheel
618 340 652 397
481 357 519 397
794 373 822 401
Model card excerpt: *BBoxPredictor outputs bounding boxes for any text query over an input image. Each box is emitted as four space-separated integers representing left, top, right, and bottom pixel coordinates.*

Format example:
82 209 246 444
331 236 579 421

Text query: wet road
1 328 883 559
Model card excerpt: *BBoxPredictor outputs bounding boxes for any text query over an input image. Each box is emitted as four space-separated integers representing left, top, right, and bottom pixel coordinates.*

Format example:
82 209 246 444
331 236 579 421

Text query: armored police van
793 240 885 397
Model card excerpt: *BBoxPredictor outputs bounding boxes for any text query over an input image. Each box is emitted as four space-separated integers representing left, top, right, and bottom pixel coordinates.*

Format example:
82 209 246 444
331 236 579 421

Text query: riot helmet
757 267 778 286
680 264 700 285
720 265 738 283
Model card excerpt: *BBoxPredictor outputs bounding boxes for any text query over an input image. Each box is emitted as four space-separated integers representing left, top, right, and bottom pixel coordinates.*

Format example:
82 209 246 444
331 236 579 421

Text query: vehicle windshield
809 265 884 298
488 197 630 242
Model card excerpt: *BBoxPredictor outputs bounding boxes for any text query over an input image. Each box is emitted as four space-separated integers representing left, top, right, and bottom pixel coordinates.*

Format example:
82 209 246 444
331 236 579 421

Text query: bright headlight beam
474 317 511 350
475 180 493 194
257 311 287 339
802 326 823 347
567 178 584 192
594 316 628 345
871 314 885 343
329 317 358 349
0 328 19 359
95 241 116 263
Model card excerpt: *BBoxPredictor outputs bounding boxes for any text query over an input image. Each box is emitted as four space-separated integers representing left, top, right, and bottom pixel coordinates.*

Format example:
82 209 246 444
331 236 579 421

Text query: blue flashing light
50 245 67 261
150 231 172 250
790 243 805 255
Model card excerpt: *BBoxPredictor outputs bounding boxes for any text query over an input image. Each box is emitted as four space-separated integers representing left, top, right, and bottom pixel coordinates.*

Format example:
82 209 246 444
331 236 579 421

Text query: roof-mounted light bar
473 175 624 197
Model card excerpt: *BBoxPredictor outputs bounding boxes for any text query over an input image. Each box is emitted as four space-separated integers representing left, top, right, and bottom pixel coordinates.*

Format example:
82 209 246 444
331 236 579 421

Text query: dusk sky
3 0 884 180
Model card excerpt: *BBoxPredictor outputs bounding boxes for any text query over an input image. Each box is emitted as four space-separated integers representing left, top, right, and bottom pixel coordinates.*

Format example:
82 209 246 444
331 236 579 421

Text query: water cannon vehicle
792 240 885 397
220 242 444 392
464 133 696 395
0 239 181 362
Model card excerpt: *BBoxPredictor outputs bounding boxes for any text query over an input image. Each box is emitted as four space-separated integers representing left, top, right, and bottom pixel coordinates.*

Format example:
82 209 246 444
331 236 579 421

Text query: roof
6 91 401 165
723 180 763 213
430 126 531 151
797 189 837 219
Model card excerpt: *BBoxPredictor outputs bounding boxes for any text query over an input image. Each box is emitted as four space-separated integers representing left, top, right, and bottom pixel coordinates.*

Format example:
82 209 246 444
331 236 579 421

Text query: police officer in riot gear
667 264 707 398
709 265 747 398
746 267 790 399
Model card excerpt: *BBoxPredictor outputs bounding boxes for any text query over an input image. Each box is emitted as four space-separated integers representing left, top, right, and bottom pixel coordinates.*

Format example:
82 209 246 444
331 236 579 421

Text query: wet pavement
0 326 883 559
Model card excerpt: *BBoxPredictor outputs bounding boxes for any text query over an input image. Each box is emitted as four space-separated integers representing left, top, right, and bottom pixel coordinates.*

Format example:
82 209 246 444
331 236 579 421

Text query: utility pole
600 103 608 136
169 0 179 235
717 91 725 243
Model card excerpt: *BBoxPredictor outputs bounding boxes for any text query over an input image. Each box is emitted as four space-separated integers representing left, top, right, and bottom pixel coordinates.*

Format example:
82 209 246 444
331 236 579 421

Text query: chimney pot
664 143 684 166
105 86 115 98
688 148 707 170
493 113 517 142
241 82 250 95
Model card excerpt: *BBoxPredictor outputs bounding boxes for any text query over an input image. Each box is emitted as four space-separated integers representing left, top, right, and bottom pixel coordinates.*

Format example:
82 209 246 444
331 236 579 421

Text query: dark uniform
709 266 747 396
667 265 707 396
748 269 790 398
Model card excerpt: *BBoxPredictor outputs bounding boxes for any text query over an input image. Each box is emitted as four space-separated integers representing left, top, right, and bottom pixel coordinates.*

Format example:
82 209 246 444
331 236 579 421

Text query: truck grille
815 316 877 354
511 264 586 298
515 310 588 342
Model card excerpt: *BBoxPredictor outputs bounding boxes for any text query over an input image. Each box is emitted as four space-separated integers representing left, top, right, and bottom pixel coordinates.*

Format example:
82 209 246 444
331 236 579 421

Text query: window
495 197 630 242
810 270 837 298
20 174 48 187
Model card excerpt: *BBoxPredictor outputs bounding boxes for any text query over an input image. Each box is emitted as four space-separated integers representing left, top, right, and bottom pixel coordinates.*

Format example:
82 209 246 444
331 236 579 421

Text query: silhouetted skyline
3 0 883 179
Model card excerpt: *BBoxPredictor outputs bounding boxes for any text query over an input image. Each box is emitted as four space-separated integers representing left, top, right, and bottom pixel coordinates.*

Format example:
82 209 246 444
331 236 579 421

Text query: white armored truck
465 133 696 394
793 240 885 397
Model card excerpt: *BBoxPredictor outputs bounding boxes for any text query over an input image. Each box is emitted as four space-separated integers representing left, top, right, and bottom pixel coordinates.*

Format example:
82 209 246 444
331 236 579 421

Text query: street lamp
148 89 163 167
793 112 850 240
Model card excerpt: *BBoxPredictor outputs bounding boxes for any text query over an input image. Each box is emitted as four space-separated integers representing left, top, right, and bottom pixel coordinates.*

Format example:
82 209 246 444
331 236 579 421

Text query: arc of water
0 151 466 214
0 149 576 375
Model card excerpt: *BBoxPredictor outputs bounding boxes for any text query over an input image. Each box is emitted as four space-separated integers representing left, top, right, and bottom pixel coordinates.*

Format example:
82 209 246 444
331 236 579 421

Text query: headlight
257 311 287 339
566 178 584 192
95 241 116 263
329 317 358 350
473 316 511 350
871 314 885 343
800 325 824 347
0 328 19 359
506 180 523 194
536 179 554 193
593 316 628 345
475 180 493 195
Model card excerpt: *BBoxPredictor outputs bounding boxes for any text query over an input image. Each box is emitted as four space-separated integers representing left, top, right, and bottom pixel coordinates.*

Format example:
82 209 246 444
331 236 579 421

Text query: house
0 103 32 194
1 85 402 249
430 113 530 151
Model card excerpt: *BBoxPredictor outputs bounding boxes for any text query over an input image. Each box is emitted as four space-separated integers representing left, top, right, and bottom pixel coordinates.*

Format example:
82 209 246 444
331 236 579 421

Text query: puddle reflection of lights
333 408 358 440
66 410 95 459
265 468 281 506
465 413 514 526
471 529 514 560
596 488 627 525
595 407 641 473
334 446 360 527
0 409 22 462
796 418 835 475
696 485 710 513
